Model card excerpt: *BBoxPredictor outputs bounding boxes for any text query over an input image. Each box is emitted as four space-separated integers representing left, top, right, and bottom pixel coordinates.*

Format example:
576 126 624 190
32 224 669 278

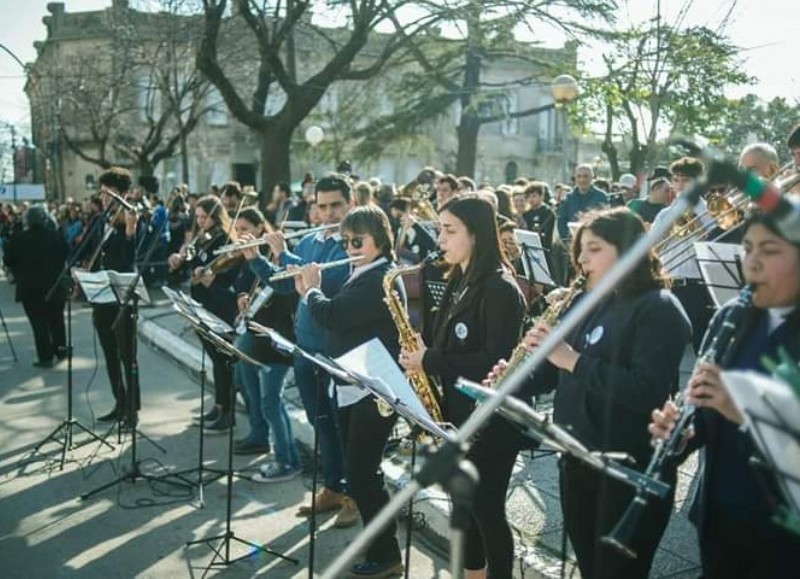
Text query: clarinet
602 284 753 558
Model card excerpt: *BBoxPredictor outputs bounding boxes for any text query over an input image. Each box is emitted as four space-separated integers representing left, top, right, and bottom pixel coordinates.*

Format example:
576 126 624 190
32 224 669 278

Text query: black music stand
722 368 800 537
694 241 745 308
514 229 556 288
163 287 230 500
79 273 189 500
184 324 298 573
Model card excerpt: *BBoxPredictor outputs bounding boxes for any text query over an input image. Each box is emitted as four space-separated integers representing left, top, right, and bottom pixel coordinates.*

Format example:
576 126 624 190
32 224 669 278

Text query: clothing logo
587 325 604 346
199 250 207 262
454 322 469 340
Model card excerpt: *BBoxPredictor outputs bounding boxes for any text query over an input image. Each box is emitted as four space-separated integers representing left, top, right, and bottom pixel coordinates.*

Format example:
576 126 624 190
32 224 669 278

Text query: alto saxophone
488 275 587 389
382 262 444 423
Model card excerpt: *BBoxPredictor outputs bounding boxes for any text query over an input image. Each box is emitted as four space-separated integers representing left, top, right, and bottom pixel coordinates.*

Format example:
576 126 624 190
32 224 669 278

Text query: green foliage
713 95 800 162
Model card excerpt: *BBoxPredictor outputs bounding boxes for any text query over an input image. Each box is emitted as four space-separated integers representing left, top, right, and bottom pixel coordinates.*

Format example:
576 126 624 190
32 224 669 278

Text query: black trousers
92 303 139 410
700 506 800 579
22 293 66 363
337 396 400 565
463 416 527 575
197 332 234 415
559 457 675 579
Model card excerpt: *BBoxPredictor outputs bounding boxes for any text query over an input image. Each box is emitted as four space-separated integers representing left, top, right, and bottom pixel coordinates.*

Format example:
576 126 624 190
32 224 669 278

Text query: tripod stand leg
0 306 18 362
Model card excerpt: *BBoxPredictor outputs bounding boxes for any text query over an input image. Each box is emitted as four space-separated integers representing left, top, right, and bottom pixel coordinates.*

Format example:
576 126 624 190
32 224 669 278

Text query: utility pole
11 124 17 203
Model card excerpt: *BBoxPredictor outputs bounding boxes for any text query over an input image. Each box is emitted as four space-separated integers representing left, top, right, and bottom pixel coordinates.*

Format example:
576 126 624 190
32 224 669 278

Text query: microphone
105 190 137 213
719 161 800 242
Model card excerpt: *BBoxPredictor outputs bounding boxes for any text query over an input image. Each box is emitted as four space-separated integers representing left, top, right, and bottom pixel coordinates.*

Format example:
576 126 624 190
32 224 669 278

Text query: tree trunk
455 42 482 179
601 139 620 181
258 125 293 209
180 131 189 185
628 143 649 176
138 157 155 179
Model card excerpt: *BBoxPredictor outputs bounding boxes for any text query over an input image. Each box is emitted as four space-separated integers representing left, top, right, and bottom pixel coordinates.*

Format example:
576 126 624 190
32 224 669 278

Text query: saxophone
488 275 587 389
382 260 444 423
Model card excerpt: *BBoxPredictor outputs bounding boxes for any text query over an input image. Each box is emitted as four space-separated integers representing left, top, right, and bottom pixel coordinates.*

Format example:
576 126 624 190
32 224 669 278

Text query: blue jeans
258 363 298 468
294 351 346 493
234 333 270 446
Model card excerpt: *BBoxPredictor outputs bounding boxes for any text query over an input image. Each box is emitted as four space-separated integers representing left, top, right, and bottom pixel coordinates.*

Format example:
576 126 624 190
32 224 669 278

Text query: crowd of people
2 121 799 578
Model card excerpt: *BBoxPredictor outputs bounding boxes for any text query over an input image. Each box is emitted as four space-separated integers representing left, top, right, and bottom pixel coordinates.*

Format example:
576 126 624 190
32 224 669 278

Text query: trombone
213 223 340 256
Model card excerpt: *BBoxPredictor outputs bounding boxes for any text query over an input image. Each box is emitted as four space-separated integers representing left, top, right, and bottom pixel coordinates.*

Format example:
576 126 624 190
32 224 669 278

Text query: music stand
722 369 800 536
184 324 298 573
163 287 230 498
514 229 556 288
694 241 745 308
27 207 117 470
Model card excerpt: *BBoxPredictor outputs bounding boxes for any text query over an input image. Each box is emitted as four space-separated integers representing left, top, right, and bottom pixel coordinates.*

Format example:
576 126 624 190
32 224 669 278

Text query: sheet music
722 370 800 514
694 242 744 307
514 229 555 286
335 338 434 424
163 287 233 334
73 270 150 305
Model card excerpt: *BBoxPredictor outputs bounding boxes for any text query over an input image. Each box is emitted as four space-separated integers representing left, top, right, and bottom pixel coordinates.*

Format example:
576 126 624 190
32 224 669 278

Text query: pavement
0 276 703 578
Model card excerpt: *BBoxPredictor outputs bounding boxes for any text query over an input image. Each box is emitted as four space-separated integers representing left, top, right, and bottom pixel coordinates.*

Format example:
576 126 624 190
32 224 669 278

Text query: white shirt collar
348 256 387 282
314 229 341 243
768 306 795 332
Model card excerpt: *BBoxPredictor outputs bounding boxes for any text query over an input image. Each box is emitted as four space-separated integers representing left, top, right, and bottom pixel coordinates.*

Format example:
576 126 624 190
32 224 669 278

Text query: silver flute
213 223 340 256
268 255 364 282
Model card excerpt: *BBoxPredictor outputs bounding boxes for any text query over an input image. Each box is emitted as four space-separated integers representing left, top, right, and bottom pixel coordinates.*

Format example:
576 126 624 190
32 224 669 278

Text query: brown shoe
333 496 360 528
296 487 344 517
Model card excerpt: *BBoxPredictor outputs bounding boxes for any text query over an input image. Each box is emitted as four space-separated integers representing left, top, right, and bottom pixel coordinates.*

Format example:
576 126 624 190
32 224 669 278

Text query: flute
213 223 340 256
268 255 364 282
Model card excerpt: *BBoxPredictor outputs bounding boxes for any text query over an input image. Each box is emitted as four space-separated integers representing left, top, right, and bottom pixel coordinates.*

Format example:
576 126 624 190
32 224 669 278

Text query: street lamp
550 74 579 105
304 125 324 176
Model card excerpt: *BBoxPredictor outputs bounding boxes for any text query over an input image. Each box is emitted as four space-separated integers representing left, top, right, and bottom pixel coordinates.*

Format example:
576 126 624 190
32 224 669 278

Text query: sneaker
333 496 360 528
252 462 301 483
97 408 123 423
296 487 344 516
195 405 220 424
234 440 271 455
32 359 55 369
348 560 403 577
203 413 233 434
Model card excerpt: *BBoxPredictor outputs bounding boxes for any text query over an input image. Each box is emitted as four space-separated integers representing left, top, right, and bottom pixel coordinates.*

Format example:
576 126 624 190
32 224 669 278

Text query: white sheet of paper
335 338 433 424
73 269 117 304
694 242 744 307
514 229 554 286
722 370 800 513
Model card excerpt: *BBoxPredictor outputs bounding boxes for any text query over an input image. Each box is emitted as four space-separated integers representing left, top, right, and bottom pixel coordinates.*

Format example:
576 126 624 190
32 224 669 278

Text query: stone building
27 0 579 200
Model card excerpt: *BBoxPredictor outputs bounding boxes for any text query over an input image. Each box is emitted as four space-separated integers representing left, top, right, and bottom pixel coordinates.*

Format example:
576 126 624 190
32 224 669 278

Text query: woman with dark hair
515 207 691 578
293 204 406 577
399 194 526 579
168 195 238 432
650 211 800 578
231 208 301 481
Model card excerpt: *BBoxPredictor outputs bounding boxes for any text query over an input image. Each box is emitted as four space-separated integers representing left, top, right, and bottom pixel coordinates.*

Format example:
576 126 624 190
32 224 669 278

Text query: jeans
258 363 297 467
235 333 270 445
294 351 346 493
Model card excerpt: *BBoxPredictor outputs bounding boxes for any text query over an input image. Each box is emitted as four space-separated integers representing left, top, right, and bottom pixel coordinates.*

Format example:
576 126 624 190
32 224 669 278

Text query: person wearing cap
618 173 639 203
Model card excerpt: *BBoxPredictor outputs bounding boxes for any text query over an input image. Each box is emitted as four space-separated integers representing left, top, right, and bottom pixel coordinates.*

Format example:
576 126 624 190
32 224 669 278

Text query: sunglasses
708 187 727 194
340 236 364 250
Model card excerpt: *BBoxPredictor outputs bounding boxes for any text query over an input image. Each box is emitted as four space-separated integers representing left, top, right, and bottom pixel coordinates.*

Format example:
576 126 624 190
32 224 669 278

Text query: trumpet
213 223 340 256
268 255 364 282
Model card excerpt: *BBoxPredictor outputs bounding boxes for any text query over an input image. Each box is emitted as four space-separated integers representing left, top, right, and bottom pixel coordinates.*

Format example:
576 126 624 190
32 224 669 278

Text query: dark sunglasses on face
340 236 364 250
708 186 727 194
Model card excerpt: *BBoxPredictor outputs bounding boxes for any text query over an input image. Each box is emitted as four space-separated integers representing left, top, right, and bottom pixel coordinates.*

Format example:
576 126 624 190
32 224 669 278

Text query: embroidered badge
587 325 604 346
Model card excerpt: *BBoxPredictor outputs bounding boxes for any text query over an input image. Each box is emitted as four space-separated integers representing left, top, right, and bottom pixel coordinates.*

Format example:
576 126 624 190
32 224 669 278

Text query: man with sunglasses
245 174 358 526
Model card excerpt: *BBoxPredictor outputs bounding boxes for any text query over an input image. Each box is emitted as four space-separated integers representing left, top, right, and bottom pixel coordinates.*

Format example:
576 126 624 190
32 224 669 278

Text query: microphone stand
29 204 116 469
321 165 712 579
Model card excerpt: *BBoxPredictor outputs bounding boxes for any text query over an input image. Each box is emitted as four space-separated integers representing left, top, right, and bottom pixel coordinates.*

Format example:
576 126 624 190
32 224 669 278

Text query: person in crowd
435 174 458 209
232 208 300 482
246 174 358 527
649 209 800 579
3 204 68 368
508 207 691 578
83 168 140 426
399 195 525 578
557 164 609 243
168 195 238 432
628 175 672 225
266 181 295 226
294 205 405 577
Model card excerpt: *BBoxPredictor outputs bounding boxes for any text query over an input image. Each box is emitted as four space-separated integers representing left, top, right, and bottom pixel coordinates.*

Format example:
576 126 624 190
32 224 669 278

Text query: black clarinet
602 284 753 558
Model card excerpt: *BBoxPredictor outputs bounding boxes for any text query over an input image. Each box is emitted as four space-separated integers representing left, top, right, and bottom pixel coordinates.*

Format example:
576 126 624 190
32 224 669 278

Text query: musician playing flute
650 210 800 578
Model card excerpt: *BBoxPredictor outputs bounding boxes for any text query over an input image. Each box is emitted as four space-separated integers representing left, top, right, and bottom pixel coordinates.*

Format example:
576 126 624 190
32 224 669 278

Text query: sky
0 0 797 138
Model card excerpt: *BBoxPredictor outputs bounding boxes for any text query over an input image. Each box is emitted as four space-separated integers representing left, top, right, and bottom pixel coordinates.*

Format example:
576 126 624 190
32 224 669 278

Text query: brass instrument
268 255 364 282
381 257 444 422
213 223 340 256
602 284 753 558
488 275 586 390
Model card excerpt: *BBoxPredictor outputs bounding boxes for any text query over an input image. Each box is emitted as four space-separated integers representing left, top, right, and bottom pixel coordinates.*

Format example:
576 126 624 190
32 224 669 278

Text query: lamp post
549 74 579 182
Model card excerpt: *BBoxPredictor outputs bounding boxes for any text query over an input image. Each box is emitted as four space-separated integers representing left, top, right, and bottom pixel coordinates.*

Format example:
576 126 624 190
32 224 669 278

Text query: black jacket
3 224 69 302
533 288 691 467
423 268 525 426
188 228 238 325
306 258 404 360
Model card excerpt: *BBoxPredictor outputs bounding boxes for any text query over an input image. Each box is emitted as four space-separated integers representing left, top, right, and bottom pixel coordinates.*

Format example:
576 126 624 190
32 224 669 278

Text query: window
136 74 160 122
205 86 227 126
